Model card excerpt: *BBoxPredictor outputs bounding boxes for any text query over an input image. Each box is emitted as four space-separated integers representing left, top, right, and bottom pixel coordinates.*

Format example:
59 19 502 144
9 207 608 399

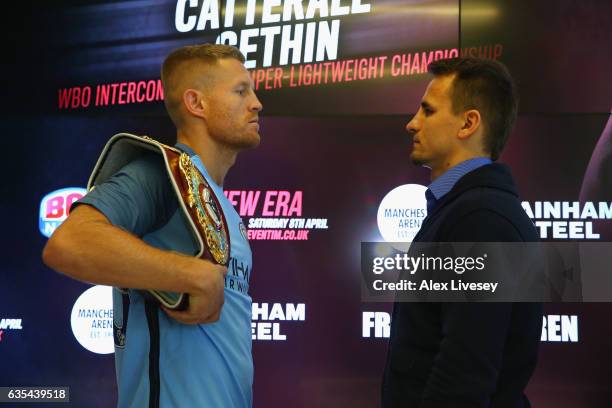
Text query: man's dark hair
428 58 518 161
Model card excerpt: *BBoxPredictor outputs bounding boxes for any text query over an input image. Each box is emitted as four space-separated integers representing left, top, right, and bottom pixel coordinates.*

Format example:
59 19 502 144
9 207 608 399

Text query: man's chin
246 133 261 148
410 153 427 166
233 133 261 150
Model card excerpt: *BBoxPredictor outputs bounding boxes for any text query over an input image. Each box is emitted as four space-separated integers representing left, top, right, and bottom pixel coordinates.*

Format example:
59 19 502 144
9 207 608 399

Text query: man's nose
251 95 263 112
406 117 418 135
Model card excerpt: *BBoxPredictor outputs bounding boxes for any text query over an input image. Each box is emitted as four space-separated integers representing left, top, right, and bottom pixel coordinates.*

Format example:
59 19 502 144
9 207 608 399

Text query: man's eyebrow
235 80 252 88
421 100 434 110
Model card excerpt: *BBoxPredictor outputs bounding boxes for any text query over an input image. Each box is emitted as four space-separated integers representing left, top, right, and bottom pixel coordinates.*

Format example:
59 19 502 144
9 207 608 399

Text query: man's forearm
42 205 202 293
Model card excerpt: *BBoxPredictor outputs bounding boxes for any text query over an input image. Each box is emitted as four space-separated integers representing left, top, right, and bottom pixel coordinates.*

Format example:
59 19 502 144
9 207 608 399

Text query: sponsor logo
39 188 87 238
522 201 612 240
70 285 114 354
541 314 579 342
252 303 305 341
377 184 427 244
225 190 328 241
0 318 23 343
361 312 580 343
362 311 390 338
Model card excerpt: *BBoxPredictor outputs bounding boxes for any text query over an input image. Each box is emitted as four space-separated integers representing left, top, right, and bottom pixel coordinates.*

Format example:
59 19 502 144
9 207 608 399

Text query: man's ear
458 109 481 140
183 89 207 119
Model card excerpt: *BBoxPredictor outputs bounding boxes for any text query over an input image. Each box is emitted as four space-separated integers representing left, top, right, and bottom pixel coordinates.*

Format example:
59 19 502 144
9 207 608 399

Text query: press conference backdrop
2 0 612 406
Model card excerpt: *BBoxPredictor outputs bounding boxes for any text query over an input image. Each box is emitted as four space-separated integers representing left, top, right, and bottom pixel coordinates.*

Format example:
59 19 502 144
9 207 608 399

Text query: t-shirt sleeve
74 153 177 236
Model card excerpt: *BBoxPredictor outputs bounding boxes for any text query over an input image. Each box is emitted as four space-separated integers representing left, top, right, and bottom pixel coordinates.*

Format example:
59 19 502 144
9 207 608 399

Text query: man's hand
43 204 230 324
162 258 228 324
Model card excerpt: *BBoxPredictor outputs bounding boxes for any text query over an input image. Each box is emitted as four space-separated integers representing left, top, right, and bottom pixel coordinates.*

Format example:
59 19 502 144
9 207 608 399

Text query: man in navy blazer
382 58 542 407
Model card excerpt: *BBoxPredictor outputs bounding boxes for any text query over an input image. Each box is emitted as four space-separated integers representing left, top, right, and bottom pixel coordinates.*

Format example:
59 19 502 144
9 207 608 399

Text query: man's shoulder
440 188 537 241
456 185 518 210
118 152 167 182
77 151 177 234
109 151 174 199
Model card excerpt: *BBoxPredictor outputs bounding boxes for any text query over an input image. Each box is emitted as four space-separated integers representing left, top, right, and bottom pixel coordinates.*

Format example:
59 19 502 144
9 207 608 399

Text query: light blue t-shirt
77 144 253 408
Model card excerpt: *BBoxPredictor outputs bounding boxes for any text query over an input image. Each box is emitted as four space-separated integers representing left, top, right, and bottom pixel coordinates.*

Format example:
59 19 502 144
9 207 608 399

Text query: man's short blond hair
161 44 246 128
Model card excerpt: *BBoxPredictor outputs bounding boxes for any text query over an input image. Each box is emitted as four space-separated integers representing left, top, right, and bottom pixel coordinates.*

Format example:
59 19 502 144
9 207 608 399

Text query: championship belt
87 133 230 310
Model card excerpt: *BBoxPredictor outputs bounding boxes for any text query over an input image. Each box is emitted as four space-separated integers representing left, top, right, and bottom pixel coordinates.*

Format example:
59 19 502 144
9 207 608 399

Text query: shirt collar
427 157 492 202
174 142 221 189
175 142 195 157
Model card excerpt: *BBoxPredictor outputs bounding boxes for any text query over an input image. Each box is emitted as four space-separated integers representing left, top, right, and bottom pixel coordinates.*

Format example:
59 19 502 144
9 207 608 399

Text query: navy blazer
382 163 542 408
